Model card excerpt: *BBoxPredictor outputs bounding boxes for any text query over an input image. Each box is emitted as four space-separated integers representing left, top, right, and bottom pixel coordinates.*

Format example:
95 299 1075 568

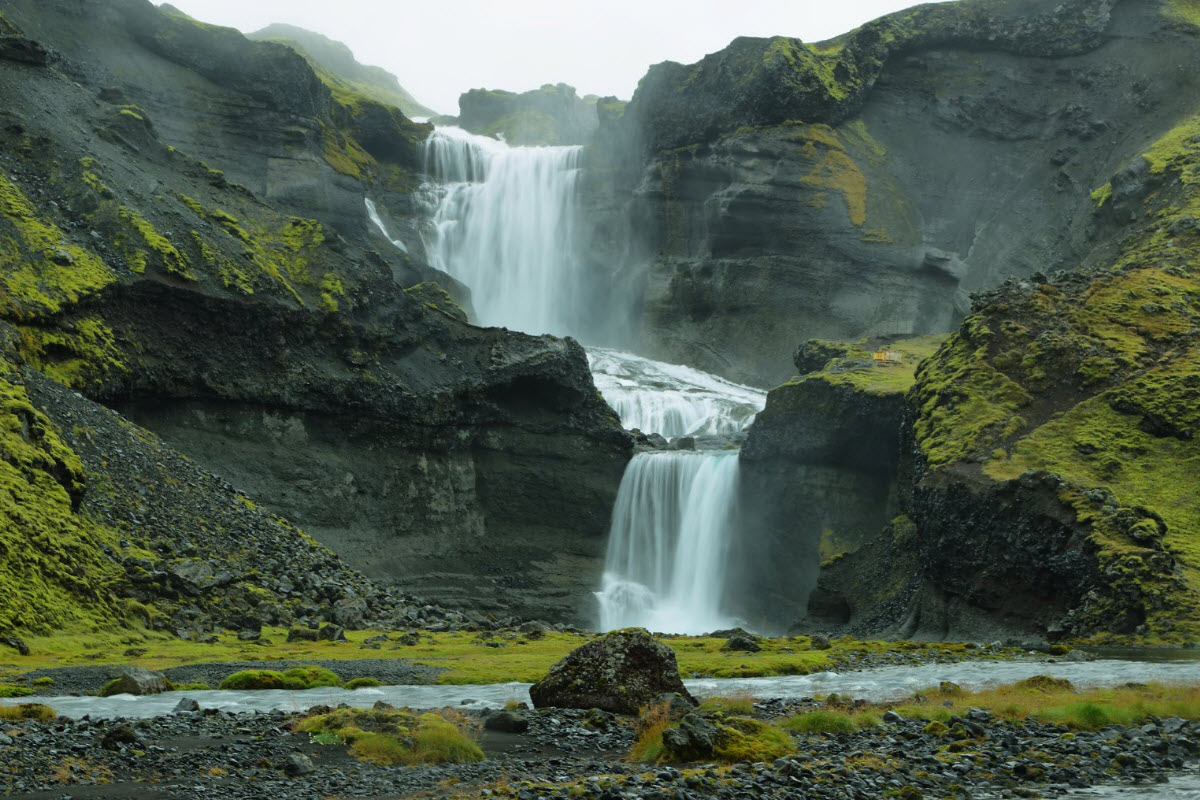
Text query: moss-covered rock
529 628 696 714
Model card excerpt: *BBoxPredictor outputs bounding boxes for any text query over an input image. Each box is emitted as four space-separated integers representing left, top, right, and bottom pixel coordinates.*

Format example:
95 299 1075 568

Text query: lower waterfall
595 450 743 634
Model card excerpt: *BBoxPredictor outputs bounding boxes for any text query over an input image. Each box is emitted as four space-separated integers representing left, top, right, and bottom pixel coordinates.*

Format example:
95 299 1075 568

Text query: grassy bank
0 629 1008 687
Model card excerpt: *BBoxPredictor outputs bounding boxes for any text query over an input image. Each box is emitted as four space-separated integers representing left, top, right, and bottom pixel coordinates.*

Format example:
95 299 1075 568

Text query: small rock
883 710 904 723
810 634 832 650
172 697 200 713
317 625 346 642
484 710 530 733
282 753 315 777
50 248 75 265
101 724 139 750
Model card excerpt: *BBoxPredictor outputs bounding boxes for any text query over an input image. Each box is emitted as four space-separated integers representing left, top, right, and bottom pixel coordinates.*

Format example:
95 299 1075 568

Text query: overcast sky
163 1 946 114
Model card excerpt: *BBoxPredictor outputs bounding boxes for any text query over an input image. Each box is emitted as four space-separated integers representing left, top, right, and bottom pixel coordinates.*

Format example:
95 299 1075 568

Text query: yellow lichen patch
0 176 115 319
319 273 344 312
0 341 127 634
117 207 193 279
1163 0 1200 31
18 317 127 391
798 126 868 227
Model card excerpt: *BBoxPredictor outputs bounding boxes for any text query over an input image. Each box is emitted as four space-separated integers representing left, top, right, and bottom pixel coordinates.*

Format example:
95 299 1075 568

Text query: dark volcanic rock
529 629 695 714
581 0 1200 385
452 83 598 146
98 667 170 697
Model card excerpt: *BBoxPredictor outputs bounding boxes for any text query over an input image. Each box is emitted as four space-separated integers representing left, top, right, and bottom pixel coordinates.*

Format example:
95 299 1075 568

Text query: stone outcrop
582 0 1200 385
248 22 437 118
782 104 1200 641
448 83 598 146
0 0 630 631
529 629 695 714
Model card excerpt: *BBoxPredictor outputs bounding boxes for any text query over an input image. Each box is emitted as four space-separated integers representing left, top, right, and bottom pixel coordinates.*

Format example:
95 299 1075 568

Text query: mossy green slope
0 326 126 634
907 110 1200 641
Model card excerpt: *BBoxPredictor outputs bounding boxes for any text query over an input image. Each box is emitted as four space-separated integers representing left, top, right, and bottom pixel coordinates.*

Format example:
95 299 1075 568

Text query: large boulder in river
99 667 170 697
529 628 695 714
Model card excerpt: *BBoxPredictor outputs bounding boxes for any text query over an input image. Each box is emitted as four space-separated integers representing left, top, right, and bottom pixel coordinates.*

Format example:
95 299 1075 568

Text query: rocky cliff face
771 99 1200 642
0 0 630 630
248 21 437 119
449 84 599 146
585 0 1200 387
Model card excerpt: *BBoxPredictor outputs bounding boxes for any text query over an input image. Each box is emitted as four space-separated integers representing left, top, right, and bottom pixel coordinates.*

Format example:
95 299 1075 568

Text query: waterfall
588 348 766 438
365 198 408 253
414 125 765 635
420 126 585 336
596 451 743 634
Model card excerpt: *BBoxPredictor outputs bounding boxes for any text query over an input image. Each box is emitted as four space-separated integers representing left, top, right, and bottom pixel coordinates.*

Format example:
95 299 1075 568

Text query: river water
14 655 1200 721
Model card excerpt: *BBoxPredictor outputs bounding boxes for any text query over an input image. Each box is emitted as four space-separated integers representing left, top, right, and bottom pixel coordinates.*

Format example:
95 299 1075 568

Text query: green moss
18 317 127 391
0 682 34 698
345 676 382 690
218 665 343 690
797 125 868 226
174 193 206 217
1091 182 1113 208
295 707 483 765
117 207 193 279
0 341 129 635
1162 1 1200 32
0 175 116 319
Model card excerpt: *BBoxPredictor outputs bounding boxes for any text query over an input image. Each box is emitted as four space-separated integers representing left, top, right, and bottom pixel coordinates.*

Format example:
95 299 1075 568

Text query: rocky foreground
1 695 1196 799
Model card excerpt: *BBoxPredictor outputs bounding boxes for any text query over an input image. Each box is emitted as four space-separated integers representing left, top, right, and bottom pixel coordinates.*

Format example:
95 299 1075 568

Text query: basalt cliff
0 0 629 636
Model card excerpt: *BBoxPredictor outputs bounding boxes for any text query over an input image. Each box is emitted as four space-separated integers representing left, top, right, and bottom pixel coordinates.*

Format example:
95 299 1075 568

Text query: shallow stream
12 655 1200 721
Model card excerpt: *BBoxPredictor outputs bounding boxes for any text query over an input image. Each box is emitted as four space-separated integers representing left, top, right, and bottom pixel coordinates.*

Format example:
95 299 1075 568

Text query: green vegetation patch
217 665 342 690
0 175 115 319
294 706 483 765
0 340 128 634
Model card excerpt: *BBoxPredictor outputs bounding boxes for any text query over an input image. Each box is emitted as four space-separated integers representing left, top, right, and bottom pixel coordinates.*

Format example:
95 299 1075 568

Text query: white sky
163 1 947 114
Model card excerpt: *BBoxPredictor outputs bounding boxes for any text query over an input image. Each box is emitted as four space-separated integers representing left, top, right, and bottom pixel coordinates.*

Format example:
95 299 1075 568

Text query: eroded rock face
529 629 695 714
450 83 598 146
0 0 630 627
583 0 1200 385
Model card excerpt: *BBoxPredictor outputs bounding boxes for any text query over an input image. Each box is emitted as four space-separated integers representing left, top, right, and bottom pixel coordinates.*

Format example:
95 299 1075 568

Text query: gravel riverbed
2 697 1198 799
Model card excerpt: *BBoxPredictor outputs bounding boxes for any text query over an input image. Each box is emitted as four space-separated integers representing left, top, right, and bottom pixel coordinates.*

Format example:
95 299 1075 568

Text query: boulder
661 712 720 761
484 710 530 733
99 667 169 697
529 628 695 714
173 697 200 713
810 634 832 650
1 635 30 656
722 632 762 653
317 624 346 642
287 627 319 642
282 752 315 776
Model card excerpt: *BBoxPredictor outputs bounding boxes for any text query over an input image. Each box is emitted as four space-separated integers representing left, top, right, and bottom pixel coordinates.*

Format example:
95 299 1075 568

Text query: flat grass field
0 629 1006 686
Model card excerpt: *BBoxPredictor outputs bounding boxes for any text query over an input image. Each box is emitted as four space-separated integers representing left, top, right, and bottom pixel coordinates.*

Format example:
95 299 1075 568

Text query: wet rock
662 712 720 761
99 666 169 697
722 632 762 653
1 635 30 656
286 627 319 642
282 752 315 776
100 724 139 750
529 628 696 714
485 710 530 733
317 624 346 642
173 697 200 713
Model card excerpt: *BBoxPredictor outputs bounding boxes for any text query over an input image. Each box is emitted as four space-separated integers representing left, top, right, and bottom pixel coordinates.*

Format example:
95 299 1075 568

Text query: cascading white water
597 451 743 634
365 198 408 253
588 348 766 438
416 124 764 634
420 126 584 335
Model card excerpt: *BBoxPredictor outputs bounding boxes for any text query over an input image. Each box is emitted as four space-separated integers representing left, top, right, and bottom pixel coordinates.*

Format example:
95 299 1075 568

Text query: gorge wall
0 0 629 628
584 0 1200 387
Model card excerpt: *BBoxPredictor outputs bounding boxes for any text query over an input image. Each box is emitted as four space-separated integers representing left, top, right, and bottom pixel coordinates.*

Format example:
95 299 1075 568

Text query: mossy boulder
98 667 169 697
529 628 696 714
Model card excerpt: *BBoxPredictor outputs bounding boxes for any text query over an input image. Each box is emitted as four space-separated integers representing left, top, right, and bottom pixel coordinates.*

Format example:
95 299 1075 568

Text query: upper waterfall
421 126 586 336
